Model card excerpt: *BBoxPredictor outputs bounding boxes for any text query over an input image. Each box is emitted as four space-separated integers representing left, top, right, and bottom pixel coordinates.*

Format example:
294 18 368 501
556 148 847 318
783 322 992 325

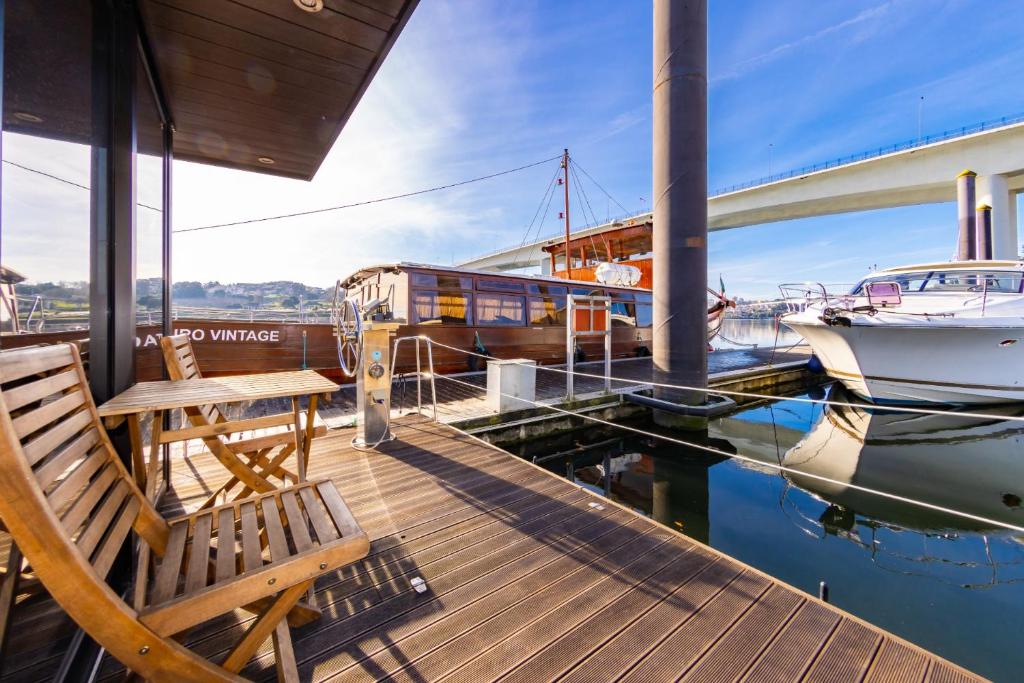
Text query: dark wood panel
144 4 365 85
154 0 376 68
232 0 389 52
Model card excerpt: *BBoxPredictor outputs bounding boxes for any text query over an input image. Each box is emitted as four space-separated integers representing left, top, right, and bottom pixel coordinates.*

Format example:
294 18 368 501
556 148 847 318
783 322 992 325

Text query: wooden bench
160 333 328 509
0 343 369 681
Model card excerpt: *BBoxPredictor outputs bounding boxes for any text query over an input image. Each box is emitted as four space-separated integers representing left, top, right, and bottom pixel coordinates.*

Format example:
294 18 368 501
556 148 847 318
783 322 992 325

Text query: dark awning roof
139 0 420 180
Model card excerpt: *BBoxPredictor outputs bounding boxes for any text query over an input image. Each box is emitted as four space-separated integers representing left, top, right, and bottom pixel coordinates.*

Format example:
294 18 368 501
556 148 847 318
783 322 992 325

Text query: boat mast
562 148 572 280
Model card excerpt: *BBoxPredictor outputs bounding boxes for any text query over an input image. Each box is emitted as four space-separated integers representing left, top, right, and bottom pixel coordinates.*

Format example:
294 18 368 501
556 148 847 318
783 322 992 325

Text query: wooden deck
2 415 982 682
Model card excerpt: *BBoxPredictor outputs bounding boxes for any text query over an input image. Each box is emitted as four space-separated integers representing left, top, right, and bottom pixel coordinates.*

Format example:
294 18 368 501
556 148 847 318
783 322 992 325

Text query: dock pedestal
487 359 537 414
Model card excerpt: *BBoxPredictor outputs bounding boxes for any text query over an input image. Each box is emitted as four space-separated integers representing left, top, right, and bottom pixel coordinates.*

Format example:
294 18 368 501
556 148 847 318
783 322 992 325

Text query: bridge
462 116 1024 272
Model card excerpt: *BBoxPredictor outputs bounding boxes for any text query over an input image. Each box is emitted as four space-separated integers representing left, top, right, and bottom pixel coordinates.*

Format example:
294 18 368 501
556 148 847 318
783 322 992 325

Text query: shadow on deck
2 414 979 682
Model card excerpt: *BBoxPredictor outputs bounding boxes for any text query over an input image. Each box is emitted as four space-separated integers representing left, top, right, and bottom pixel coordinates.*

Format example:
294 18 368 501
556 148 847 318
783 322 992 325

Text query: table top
97 370 340 417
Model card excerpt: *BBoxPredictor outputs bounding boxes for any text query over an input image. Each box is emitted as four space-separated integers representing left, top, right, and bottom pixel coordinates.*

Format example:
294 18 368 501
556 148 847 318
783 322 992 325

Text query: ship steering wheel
333 280 363 378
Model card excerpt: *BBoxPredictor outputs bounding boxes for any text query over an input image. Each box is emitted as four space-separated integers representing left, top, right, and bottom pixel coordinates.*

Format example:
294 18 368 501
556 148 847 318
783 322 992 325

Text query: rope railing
431 371 1024 535
421 337 1024 424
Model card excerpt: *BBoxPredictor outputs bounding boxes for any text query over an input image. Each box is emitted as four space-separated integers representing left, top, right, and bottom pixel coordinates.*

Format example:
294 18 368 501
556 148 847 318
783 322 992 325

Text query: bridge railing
710 112 1024 196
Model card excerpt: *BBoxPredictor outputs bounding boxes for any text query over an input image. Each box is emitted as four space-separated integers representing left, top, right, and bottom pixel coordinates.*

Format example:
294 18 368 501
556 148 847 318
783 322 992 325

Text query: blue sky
6 0 1023 298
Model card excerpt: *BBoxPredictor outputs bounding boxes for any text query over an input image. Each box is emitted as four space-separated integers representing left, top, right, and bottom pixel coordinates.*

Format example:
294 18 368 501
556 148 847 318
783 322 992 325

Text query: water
507 385 1024 681
712 317 803 351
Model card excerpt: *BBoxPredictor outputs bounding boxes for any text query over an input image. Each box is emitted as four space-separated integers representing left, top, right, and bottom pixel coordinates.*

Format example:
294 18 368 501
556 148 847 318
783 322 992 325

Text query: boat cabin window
477 278 525 293
852 271 1024 294
526 283 568 296
635 293 653 327
412 291 472 325
610 302 637 327
477 294 526 326
411 272 472 290
528 297 566 325
572 287 603 297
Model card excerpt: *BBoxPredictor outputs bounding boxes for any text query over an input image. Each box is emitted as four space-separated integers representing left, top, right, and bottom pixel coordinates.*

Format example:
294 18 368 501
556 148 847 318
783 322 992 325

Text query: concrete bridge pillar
976 174 1018 259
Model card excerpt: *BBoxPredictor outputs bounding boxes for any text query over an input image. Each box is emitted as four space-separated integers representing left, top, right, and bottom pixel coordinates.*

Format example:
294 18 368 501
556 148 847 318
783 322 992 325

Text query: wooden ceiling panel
140 0 419 179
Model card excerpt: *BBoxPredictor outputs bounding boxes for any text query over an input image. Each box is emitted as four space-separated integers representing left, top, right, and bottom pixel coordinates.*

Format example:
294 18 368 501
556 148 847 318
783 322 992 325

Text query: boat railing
391 335 439 421
778 282 849 313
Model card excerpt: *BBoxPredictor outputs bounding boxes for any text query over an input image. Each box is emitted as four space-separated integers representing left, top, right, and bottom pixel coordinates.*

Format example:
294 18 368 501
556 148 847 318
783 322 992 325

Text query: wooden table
97 371 339 502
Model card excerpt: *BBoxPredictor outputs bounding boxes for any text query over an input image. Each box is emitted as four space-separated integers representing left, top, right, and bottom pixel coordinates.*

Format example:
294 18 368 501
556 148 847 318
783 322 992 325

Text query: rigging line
519 173 561 268
569 167 600 261
175 154 563 234
570 163 601 228
433 372 1024 535
510 162 562 270
2 159 162 211
570 158 629 215
421 337 1024 424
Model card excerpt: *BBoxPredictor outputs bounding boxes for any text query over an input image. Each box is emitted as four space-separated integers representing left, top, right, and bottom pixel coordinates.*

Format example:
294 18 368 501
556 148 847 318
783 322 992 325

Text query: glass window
572 287 603 297
635 293 653 304
526 282 568 296
609 290 635 300
135 53 166 365
528 297 566 325
636 303 653 328
1 1 99 346
411 272 472 290
611 301 637 326
412 291 471 325
477 294 525 326
477 278 525 293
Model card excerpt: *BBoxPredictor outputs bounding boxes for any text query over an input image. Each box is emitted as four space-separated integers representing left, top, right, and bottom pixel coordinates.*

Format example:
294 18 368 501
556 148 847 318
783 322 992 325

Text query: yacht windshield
851 270 1024 295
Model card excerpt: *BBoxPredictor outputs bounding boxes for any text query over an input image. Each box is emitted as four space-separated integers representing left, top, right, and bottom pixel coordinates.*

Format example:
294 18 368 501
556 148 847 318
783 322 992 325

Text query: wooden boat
0 259 731 382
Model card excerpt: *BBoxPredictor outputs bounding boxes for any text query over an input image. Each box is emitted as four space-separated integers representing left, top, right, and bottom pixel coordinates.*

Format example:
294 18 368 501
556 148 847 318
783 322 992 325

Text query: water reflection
712 317 803 350
511 384 1024 680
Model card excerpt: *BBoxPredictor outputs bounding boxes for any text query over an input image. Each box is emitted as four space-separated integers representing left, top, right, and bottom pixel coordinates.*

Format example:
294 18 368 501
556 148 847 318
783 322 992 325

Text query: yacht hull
784 319 1024 404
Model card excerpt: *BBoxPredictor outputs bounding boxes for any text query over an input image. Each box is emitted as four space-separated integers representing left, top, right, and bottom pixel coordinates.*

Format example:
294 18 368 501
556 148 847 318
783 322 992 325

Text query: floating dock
4 415 981 681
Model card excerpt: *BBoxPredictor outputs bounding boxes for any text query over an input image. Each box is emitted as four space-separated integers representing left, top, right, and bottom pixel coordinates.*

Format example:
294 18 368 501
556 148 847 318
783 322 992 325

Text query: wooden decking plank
677 585 804 682
334 524 675 682
617 570 772 682
279 507 639 679
863 639 930 683
422 538 709 683
211 493 624 673
504 555 731 683
557 558 744 683
5 415 986 683
177 480 583 653
739 600 841 683
802 619 884 683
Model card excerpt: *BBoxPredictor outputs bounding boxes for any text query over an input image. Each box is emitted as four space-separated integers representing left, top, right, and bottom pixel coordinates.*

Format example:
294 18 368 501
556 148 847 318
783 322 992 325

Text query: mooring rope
420 337 1024 424
431 371 1024 535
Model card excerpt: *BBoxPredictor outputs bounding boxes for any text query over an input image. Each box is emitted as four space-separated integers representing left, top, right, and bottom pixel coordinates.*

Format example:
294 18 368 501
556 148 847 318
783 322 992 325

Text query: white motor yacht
781 260 1024 404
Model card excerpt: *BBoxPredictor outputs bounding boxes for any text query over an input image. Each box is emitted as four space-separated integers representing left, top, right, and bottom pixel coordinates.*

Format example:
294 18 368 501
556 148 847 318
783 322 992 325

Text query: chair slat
92 497 141 579
280 491 313 553
239 502 262 572
12 389 86 439
298 486 337 544
0 345 75 383
46 446 107 513
22 410 92 465
4 369 79 412
261 496 290 563
75 481 131 560
316 481 363 538
151 522 189 605
34 429 101 489
185 514 213 594
60 463 118 534
215 508 237 583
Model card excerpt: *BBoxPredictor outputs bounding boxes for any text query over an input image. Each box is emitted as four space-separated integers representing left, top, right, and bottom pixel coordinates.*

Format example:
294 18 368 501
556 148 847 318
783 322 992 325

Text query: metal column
652 0 708 427
956 170 977 261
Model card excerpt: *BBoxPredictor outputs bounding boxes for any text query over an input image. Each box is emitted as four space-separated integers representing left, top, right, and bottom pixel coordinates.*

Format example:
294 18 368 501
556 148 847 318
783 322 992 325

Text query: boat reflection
767 385 1024 588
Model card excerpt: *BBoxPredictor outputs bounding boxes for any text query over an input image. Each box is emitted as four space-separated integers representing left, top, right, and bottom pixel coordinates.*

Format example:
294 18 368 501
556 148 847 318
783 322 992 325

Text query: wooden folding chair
0 344 369 681
159 334 327 510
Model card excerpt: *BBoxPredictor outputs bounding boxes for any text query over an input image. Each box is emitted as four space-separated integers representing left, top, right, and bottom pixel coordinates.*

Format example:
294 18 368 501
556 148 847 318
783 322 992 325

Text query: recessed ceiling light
13 112 43 123
293 0 323 12
257 156 275 165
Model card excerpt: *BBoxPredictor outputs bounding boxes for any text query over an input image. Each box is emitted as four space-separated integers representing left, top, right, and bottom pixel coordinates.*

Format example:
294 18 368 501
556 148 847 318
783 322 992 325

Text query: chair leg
222 579 312 675
199 445 297 511
0 542 24 659
272 619 299 682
